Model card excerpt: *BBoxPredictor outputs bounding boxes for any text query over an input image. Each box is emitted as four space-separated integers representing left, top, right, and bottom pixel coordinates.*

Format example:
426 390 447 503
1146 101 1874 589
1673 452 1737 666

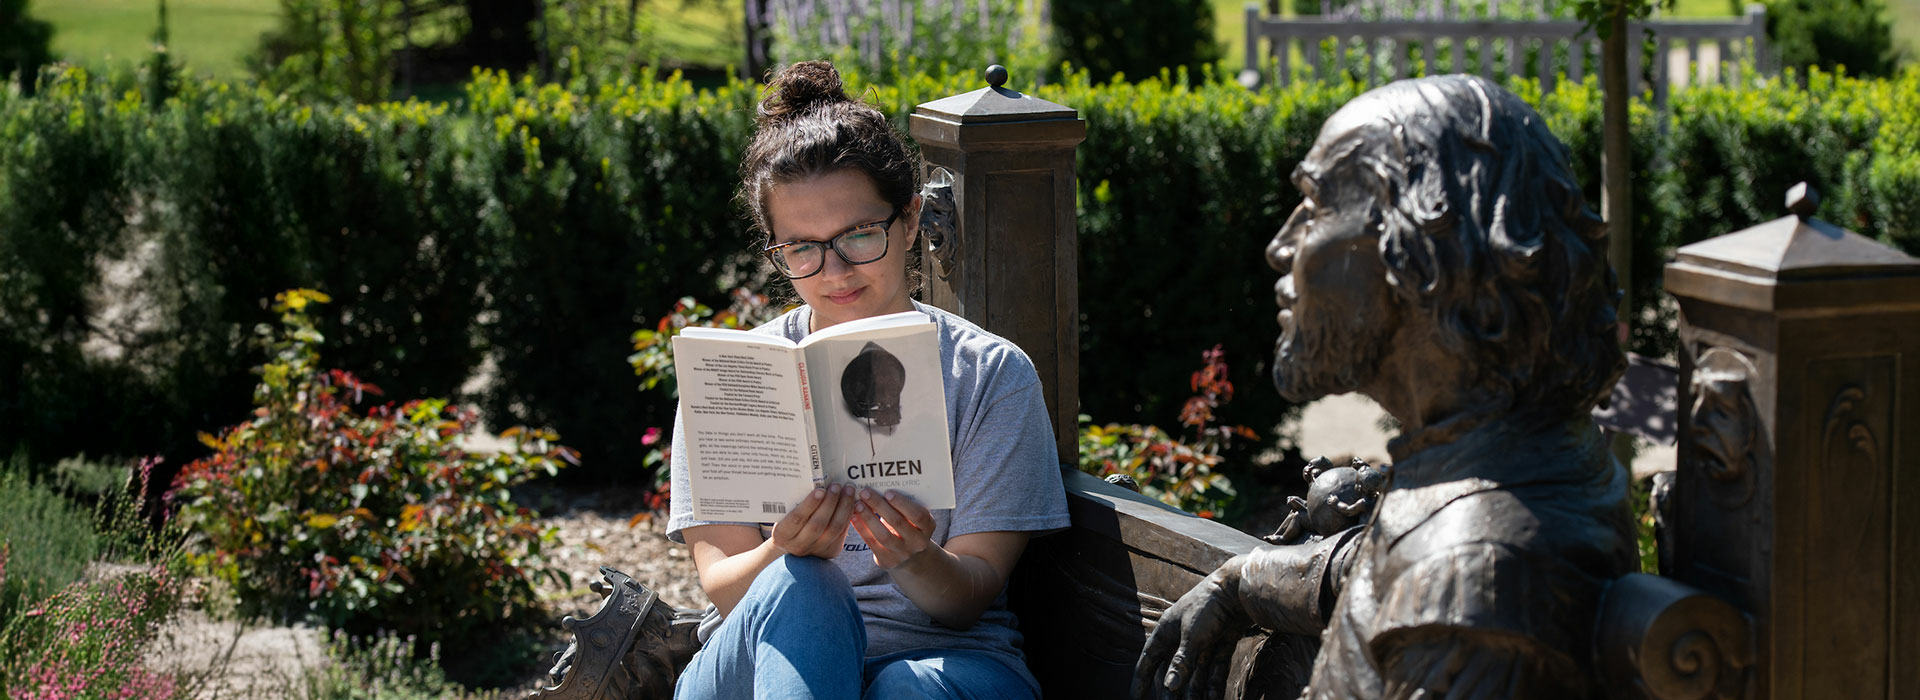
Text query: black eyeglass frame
760 208 902 280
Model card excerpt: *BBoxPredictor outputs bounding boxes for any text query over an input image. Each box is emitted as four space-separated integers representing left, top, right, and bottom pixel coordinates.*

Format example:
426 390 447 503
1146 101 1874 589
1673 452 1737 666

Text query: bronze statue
1134 74 1637 699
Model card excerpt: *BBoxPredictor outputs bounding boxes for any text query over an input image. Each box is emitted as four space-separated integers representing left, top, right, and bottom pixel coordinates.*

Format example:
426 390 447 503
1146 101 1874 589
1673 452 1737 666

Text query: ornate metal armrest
527 567 707 700
1594 573 1754 700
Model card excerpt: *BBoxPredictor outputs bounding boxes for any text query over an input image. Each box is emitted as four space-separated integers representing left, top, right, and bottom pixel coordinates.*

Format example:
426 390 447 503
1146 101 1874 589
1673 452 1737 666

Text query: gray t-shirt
666 300 1072 661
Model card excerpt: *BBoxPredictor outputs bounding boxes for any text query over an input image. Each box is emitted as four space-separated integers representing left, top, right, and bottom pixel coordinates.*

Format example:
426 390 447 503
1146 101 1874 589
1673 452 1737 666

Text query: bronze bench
526 466 1751 700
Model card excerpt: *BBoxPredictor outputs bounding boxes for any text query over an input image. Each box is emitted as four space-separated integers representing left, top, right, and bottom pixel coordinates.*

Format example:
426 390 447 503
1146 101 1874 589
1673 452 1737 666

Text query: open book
672 310 955 522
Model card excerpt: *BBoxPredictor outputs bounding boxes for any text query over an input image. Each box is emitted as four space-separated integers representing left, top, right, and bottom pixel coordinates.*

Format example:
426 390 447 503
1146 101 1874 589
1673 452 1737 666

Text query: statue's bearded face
1267 120 1399 403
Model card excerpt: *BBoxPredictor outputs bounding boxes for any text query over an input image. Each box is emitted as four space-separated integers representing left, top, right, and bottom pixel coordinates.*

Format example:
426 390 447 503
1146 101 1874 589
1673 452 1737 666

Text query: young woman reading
664 60 1071 700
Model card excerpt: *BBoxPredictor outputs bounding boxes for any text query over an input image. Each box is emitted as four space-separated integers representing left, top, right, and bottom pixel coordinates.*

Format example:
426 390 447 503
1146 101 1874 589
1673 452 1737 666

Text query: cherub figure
1265 457 1391 545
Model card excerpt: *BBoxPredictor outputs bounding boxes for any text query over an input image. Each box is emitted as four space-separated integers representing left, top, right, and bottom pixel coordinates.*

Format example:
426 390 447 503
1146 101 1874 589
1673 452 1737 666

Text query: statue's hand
1132 555 1251 700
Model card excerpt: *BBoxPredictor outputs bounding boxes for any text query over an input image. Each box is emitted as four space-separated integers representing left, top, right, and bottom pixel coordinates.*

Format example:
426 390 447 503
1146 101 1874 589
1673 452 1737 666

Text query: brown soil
521 485 708 615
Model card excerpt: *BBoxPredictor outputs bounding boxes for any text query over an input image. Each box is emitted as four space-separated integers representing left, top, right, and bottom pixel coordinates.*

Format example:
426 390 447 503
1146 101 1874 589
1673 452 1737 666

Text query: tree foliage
1050 0 1222 83
1765 0 1901 78
253 0 403 102
0 0 54 95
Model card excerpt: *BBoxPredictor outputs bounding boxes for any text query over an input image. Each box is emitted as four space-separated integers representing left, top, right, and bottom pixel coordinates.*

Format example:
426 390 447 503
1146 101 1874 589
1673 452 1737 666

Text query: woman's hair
738 61 921 247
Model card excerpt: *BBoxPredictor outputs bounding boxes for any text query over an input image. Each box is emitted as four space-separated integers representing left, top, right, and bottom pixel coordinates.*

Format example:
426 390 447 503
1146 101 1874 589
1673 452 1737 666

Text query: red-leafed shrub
1079 344 1259 519
168 290 573 646
626 288 786 522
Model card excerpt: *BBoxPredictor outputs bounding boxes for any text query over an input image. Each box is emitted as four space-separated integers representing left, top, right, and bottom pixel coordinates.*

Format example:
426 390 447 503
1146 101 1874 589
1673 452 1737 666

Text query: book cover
673 311 954 522
803 322 955 511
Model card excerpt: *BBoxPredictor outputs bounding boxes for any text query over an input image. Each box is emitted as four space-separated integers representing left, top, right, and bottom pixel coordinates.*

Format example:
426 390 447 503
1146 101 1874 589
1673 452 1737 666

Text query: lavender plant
765 0 1048 79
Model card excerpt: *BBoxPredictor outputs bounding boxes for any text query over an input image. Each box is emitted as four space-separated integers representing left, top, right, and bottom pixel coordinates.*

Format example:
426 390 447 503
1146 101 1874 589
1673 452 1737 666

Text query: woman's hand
849 488 937 569
769 484 856 559
849 488 1028 630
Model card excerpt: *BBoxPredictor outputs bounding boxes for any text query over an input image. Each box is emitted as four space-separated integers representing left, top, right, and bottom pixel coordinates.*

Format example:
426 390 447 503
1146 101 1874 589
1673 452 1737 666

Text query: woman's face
765 169 920 331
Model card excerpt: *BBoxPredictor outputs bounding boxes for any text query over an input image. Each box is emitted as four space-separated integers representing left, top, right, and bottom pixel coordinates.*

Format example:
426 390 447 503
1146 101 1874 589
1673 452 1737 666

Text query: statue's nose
1267 205 1307 274
1267 236 1295 274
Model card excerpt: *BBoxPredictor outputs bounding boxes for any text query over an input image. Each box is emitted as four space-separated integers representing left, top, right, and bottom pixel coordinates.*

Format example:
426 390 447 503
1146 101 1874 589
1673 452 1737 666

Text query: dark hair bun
760 61 849 124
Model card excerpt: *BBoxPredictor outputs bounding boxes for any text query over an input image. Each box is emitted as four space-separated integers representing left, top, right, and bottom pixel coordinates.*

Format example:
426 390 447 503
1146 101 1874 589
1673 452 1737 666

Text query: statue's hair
1310 75 1625 419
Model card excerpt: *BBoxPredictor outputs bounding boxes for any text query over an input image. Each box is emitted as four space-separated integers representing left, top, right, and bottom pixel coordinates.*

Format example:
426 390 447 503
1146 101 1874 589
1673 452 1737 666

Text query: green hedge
0 70 764 480
3 65 1916 481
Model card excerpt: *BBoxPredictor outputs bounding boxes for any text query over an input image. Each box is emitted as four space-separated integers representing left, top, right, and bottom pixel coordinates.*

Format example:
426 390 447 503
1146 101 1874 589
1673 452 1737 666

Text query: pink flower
641 427 663 446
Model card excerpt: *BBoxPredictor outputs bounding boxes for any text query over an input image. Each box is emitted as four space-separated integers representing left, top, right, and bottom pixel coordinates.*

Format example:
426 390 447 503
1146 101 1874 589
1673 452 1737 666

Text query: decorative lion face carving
1687 347 1761 507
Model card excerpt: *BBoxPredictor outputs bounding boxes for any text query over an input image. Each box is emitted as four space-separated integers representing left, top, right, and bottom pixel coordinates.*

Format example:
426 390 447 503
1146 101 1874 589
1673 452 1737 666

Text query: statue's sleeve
1234 527 1363 636
1368 542 1590 699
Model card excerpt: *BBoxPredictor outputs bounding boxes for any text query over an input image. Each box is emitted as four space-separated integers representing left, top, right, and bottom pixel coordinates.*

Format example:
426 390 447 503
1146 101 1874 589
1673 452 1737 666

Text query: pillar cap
1665 183 1920 313
1673 183 1919 281
915 66 1079 125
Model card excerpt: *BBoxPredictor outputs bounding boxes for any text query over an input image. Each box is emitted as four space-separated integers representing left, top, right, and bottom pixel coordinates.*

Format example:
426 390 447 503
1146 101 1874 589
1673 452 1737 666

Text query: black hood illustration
842 341 906 454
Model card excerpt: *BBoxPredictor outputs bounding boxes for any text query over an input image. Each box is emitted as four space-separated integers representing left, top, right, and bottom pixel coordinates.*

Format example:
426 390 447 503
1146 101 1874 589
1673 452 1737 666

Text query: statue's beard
1272 306 1386 403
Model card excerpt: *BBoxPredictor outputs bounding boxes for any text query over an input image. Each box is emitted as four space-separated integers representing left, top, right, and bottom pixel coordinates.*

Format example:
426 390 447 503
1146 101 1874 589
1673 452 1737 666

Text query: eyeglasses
761 209 900 279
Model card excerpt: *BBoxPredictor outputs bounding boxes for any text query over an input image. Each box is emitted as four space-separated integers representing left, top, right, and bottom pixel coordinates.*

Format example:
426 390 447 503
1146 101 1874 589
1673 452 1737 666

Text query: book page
801 321 956 510
671 333 817 522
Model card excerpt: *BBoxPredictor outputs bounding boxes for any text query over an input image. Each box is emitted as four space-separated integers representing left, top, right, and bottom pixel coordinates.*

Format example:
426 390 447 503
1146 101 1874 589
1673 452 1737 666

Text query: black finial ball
1787 181 1821 219
986 64 1009 88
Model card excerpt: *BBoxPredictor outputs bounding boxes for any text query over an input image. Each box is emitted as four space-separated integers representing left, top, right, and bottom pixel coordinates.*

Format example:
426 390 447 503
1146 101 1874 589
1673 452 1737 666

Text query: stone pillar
910 65 1086 466
1663 183 1920 700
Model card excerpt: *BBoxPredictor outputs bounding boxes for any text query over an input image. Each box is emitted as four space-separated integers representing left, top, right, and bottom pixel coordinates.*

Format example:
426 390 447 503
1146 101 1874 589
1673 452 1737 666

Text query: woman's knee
741 555 857 616
864 660 948 699
861 652 1039 700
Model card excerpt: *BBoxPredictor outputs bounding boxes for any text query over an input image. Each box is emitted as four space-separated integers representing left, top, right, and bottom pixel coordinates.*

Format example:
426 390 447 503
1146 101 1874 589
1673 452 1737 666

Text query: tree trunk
1602 8 1634 466
401 0 414 96
465 0 540 69
743 0 771 80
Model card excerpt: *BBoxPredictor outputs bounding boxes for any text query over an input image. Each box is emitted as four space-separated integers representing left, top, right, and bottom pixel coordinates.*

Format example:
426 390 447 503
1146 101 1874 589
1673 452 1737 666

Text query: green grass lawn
1215 0 1253 73
34 0 741 82
35 0 280 79
654 0 741 71
1668 0 1920 60
1212 0 1302 74
1667 0 1748 16
1891 0 1920 58
31 0 1920 83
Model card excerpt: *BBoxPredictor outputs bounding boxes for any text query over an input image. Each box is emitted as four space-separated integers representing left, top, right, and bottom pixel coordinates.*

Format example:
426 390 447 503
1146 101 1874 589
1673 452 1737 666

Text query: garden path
1291 393 1677 479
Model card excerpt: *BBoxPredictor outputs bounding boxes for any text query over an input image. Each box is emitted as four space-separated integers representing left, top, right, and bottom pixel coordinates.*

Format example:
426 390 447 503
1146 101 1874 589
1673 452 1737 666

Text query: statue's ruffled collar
1384 411 1614 492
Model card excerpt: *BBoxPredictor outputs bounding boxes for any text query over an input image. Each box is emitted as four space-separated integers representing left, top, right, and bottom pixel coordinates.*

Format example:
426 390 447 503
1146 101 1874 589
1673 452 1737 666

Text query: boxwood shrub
2 64 1915 483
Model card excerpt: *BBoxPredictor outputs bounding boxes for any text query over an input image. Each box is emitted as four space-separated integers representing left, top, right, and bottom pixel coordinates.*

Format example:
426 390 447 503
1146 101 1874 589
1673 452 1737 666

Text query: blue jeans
673 555 1040 700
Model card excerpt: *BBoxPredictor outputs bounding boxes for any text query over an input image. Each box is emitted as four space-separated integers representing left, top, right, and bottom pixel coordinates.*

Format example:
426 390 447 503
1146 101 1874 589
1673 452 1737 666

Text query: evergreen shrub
1 65 1916 489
